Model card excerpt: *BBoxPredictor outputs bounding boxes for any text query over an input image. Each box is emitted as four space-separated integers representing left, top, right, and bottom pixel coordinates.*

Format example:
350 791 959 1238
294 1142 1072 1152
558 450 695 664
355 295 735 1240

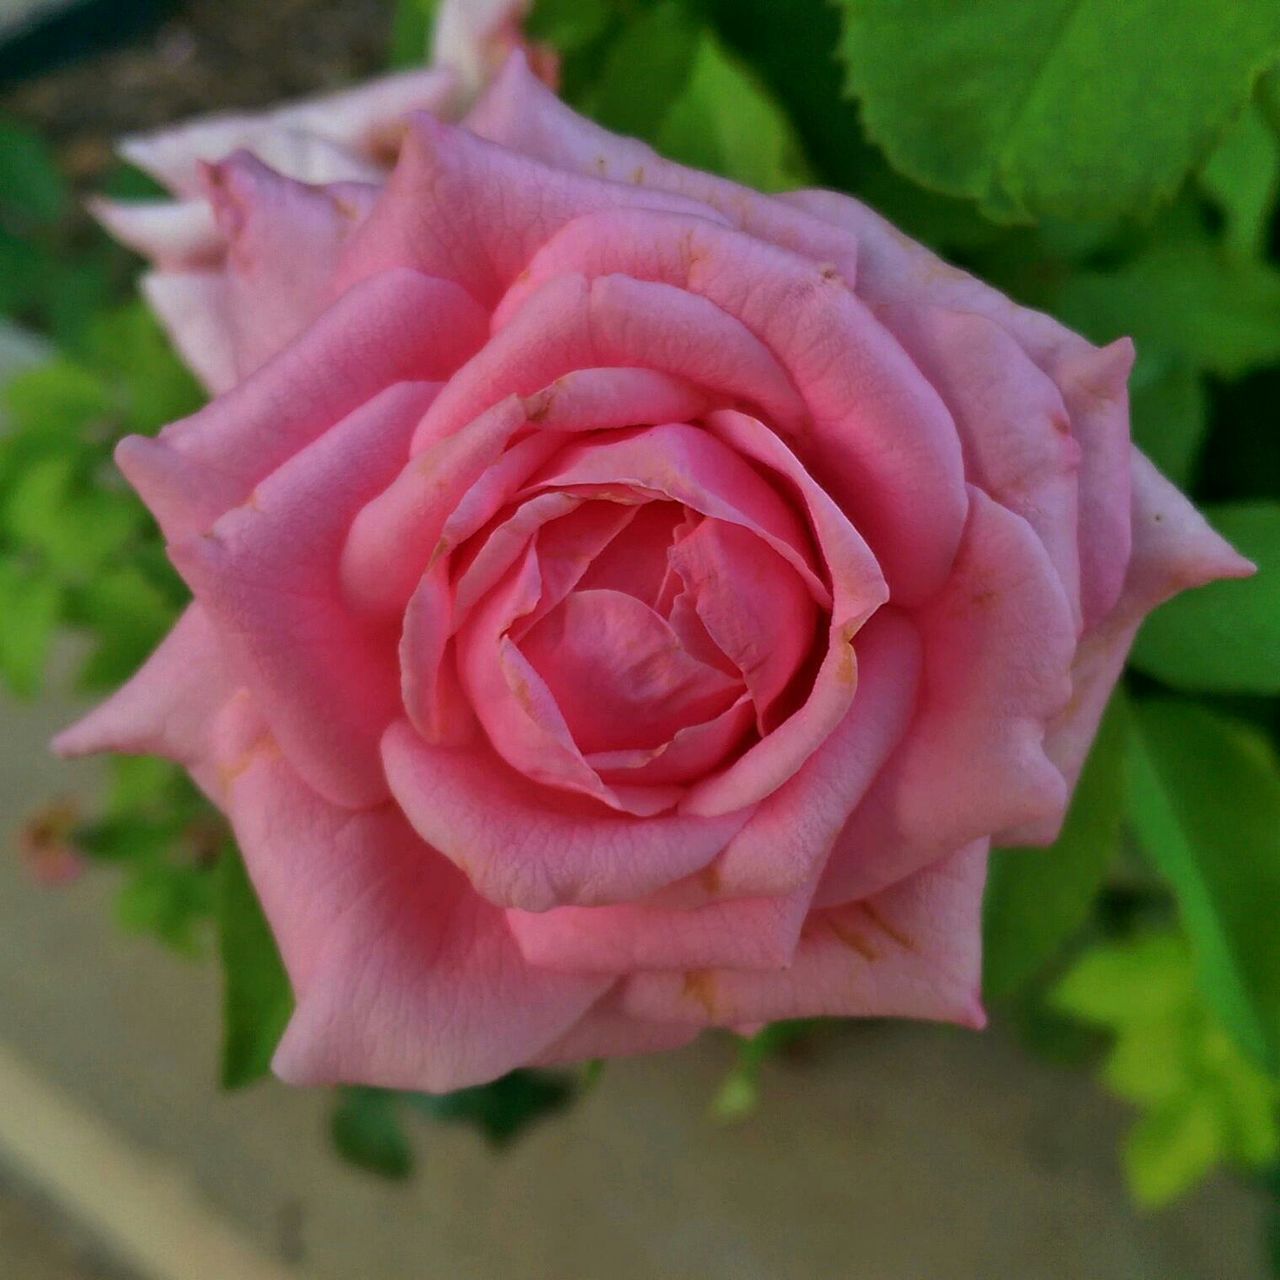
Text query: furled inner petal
666 517 818 728
519 588 741 755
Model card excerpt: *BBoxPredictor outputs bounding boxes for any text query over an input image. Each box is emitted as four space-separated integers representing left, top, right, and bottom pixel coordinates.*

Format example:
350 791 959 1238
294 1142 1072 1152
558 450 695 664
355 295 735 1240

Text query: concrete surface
0 690 1265 1279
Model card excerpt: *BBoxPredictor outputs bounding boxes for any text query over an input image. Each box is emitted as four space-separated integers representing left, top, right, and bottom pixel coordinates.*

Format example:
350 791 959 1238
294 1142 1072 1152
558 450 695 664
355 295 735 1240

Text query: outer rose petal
53 605 235 778
382 718 753 912
138 271 237 394
87 196 220 269
779 186 1135 628
1002 448 1254 843
117 268 484 540
818 487 1075 906
202 154 379 377
117 67 458 196
880 304 1083 626
171 382 440 809
466 52 860 280
211 701 606 1092
433 0 554 103
530 988 701 1067
506 873 816 975
622 842 989 1029
331 115 734 304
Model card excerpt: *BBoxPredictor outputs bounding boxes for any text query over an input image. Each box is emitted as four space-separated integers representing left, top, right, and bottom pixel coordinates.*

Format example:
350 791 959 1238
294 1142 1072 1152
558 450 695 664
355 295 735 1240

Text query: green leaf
216 842 293 1090
389 0 440 68
331 1088 414 1179
1128 360 1208 488
527 0 614 52
1125 1093 1225 1208
2 357 113 441
1056 238 1280 378
74 565 178 691
983 693 1129 999
1054 931 1279 1207
581 1 699 138
1128 700 1280 1071
1130 502 1280 693
1053 931 1191 1027
405 1069 576 1146
709 1020 818 1122
116 860 214 956
3 455 142 578
655 31 809 190
84 303 205 434
0 117 69 224
0 559 61 696
1200 102 1280 261
835 0 1280 222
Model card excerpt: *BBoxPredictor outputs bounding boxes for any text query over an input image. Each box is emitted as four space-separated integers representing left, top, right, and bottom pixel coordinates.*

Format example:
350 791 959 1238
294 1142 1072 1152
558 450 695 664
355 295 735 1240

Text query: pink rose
59 54 1250 1091
87 0 550 392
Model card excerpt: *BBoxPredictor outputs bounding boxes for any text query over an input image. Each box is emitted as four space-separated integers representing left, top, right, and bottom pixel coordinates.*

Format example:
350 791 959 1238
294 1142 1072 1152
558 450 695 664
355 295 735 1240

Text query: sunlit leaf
835 0 1280 221
656 31 809 190
1200 101 1280 261
0 559 61 696
1128 701 1280 1070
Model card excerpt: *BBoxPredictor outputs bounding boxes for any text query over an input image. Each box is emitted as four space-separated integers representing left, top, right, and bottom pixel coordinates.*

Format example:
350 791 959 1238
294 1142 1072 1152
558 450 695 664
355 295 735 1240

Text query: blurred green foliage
3 0 1279 1216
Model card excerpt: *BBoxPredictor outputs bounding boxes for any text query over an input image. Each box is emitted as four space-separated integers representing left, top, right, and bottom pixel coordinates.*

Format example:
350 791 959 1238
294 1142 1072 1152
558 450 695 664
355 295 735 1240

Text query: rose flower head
57 50 1251 1091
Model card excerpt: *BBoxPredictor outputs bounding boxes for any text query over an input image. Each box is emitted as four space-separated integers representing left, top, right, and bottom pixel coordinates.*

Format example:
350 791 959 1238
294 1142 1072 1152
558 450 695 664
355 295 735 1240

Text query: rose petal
666 517 816 724
622 841 989 1028
382 718 753 911
677 410 889 816
467 52 860 279
118 67 458 195
332 114 734 304
212 704 606 1092
171 382 439 808
495 209 966 604
457 547 694 816
138 270 237 394
506 872 816 975
818 487 1075 905
202 153 379 376
87 196 220 269
530 987 701 1067
519 587 742 755
52 605 235 771
1003 448 1255 843
117 268 483 540
410 271 805 455
689 607 922 901
340 396 528 615
881 304 1084 627
527 421 827 603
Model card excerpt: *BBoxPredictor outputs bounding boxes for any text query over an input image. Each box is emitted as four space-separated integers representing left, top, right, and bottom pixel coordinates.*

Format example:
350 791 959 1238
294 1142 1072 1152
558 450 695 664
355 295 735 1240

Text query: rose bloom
59 48 1249 1090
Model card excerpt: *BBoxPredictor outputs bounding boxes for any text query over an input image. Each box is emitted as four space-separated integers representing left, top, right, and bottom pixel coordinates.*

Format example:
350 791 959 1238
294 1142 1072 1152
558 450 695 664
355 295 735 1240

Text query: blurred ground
0 1172 132 1280
0 690 1267 1280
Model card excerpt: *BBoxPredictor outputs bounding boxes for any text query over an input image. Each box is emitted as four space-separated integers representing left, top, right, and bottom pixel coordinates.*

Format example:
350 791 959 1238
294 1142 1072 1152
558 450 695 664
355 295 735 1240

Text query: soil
1 0 397 185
